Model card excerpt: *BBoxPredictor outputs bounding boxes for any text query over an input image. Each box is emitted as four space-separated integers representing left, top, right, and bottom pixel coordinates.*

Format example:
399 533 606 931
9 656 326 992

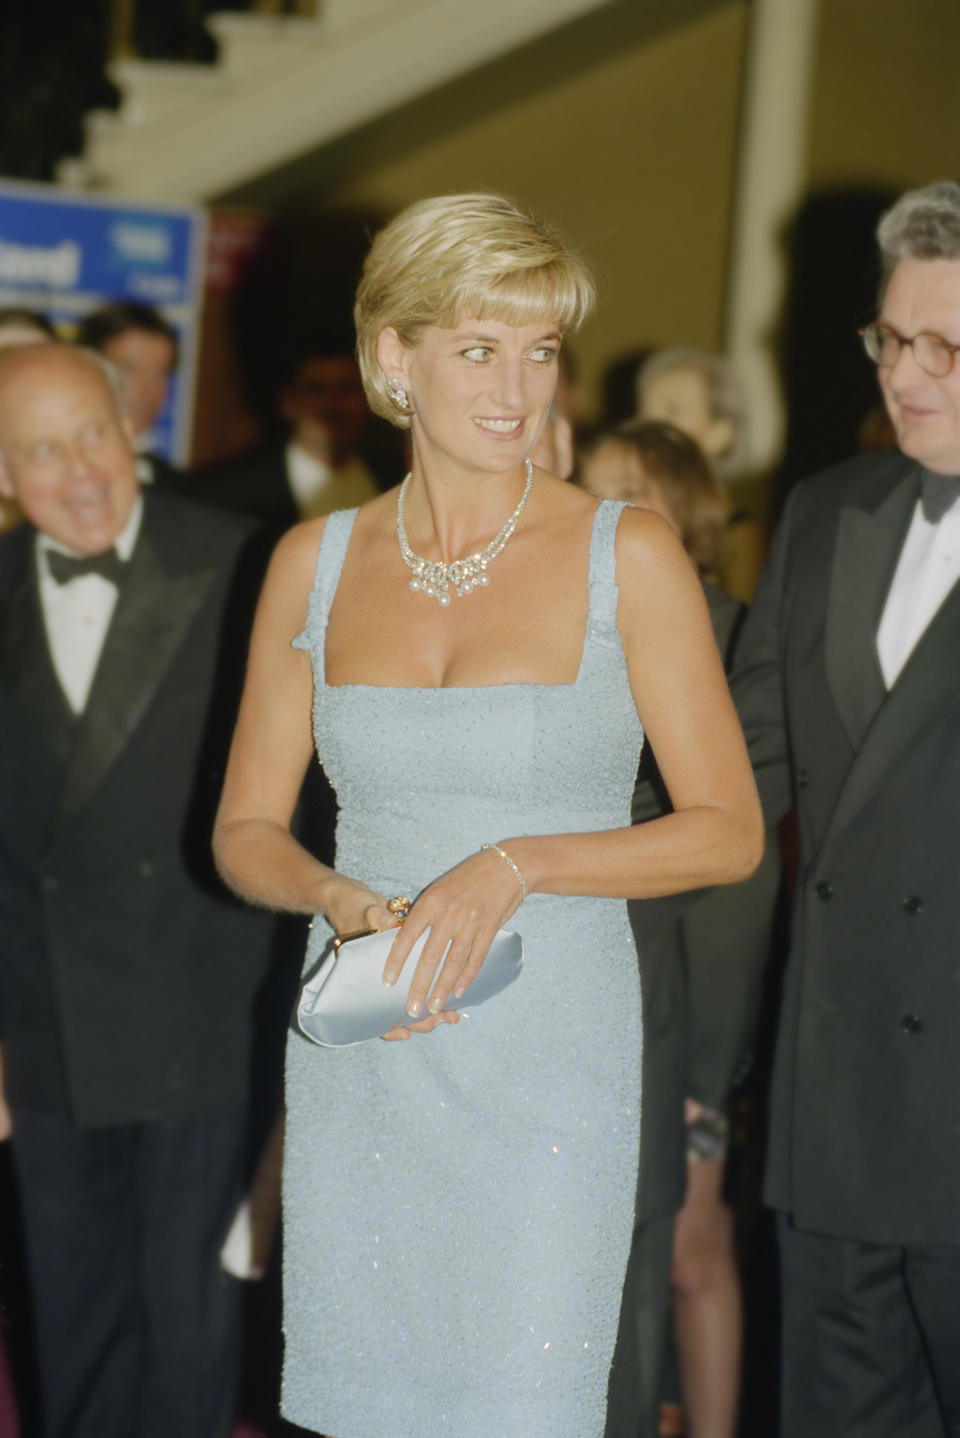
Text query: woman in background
636 349 768 602
584 421 780 1438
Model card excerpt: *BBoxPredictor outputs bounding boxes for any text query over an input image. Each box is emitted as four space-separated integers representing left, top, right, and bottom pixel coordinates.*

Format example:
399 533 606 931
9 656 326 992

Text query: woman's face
384 314 561 479
642 365 730 461
581 442 678 529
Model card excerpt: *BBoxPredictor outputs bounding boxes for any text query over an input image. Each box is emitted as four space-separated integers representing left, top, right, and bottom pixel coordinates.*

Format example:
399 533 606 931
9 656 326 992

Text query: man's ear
0 453 15 502
119 413 138 451
376 327 408 385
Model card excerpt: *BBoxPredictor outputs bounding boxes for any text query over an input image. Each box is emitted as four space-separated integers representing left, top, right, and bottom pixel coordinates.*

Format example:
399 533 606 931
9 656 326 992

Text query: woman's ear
376 327 408 385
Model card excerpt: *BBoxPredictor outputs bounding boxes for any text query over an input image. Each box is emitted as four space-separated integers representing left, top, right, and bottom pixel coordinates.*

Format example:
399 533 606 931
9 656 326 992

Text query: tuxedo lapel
819 464 960 850
822 575 960 848
824 472 919 750
52 522 216 837
0 530 76 762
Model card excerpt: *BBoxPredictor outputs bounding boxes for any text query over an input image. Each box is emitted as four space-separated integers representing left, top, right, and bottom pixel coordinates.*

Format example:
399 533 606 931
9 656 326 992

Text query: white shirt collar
285 440 331 507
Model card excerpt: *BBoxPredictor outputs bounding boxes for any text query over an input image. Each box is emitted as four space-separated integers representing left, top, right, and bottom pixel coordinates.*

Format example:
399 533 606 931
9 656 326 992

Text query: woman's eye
462 347 492 363
529 347 559 364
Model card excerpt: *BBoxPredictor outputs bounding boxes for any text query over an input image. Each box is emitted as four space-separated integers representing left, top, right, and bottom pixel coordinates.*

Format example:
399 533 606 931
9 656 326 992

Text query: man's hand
0 1046 12 1141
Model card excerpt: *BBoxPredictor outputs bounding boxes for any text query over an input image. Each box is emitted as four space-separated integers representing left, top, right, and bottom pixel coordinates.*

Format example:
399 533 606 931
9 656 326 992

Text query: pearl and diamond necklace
396 457 534 607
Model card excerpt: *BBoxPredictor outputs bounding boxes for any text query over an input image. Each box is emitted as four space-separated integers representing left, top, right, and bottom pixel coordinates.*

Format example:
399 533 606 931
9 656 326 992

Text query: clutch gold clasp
331 927 377 955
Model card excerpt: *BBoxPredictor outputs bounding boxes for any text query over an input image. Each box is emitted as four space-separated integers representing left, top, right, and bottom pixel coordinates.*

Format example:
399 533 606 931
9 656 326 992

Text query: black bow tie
46 547 127 588
920 470 960 524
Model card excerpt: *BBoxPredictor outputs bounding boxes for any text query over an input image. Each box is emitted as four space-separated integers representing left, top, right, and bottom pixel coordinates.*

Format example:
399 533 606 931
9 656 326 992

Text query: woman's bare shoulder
265 515 329 596
613 502 702 603
613 498 677 547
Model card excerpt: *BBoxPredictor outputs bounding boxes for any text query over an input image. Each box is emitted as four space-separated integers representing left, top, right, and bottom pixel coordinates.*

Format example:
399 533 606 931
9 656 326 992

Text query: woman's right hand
323 876 457 1042
323 874 396 938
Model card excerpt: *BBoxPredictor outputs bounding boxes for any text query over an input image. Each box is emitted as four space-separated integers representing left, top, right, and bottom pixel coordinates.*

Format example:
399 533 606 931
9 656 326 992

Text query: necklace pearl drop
397 458 534 607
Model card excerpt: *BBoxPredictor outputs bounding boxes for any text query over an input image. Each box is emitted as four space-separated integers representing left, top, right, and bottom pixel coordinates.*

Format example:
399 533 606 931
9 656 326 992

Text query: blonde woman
214 194 761 1438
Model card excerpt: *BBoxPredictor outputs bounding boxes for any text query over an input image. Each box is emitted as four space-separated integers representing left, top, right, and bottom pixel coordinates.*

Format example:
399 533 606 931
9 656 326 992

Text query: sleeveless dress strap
584 500 627 654
291 509 358 684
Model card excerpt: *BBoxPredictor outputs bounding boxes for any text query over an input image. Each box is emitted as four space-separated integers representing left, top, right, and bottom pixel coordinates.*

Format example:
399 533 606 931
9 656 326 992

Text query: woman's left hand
381 846 526 1023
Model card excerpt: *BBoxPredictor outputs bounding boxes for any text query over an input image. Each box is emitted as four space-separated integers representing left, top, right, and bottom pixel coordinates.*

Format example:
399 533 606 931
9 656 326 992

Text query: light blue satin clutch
296 925 524 1047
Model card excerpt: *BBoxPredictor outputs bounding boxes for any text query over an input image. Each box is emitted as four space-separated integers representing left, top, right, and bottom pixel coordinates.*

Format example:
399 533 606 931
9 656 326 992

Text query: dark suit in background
0 487 277 1438
732 449 960 1436
185 438 394 533
136 448 183 491
606 580 778 1438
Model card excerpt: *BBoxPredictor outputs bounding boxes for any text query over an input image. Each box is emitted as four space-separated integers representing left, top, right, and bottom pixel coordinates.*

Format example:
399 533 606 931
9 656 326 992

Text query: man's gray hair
635 346 748 483
877 181 960 293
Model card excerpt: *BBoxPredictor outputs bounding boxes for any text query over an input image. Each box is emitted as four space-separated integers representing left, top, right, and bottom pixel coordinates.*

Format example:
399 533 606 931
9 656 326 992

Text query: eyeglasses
860 320 960 378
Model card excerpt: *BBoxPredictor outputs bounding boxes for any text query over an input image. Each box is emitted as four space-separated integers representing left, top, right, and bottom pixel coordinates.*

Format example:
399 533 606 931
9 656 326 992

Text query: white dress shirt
877 492 960 687
285 441 333 517
38 496 143 714
285 441 380 520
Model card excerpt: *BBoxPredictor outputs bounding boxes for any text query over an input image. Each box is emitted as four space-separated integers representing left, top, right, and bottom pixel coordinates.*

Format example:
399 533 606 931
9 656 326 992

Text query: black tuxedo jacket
732 448 960 1246
184 440 402 537
0 488 277 1128
185 445 299 531
139 450 184 490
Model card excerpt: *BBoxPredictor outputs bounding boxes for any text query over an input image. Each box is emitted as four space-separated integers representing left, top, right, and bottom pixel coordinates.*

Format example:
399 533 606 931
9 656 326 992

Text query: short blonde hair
354 192 596 427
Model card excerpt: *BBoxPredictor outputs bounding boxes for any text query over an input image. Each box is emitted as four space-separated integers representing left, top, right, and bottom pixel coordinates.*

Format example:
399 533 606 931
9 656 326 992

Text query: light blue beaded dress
284 500 644 1438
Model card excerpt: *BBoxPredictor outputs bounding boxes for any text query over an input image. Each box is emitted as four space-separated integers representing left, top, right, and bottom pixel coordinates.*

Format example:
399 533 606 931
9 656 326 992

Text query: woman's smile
473 416 526 438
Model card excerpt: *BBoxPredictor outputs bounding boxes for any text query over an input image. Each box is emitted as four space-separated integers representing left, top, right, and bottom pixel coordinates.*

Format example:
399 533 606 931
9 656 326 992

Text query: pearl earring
387 378 409 411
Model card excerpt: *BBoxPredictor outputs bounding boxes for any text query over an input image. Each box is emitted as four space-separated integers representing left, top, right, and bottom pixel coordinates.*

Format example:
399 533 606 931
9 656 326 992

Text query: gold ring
387 895 411 920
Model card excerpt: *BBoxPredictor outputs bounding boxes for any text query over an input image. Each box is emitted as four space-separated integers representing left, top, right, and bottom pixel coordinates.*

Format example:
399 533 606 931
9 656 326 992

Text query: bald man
0 345 276 1438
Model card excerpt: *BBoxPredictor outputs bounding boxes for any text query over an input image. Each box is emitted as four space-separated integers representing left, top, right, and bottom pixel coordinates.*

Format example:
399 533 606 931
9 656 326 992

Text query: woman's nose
492 360 525 410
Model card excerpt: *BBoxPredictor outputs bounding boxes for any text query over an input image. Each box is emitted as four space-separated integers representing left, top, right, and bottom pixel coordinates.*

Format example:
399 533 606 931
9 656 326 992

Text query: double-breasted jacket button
814 881 833 901
41 875 60 892
901 1014 923 1035
902 895 922 915
138 861 155 879
796 769 809 788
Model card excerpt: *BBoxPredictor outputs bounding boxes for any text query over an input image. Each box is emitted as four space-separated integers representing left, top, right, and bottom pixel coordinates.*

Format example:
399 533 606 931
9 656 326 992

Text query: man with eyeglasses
731 180 960 1438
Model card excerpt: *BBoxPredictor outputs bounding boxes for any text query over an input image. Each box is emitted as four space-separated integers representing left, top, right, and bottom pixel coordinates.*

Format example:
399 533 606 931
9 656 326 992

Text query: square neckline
311 500 625 695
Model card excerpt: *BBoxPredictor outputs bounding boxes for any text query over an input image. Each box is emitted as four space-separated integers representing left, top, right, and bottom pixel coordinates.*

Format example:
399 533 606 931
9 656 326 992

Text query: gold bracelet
480 843 528 903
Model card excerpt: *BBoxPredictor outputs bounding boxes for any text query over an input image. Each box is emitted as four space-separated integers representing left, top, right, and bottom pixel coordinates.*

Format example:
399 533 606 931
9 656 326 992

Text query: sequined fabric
283 501 644 1437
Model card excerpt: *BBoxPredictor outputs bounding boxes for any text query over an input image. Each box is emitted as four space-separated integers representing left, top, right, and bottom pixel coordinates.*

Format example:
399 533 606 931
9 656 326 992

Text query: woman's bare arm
506 505 763 898
213 521 394 937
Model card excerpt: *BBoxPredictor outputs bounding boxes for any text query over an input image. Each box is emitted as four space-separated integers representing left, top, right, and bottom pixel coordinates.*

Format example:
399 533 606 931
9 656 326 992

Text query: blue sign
0 179 206 464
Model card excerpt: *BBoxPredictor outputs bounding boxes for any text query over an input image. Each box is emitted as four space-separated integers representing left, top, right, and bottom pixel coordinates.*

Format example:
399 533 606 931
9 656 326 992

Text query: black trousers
779 1214 960 1438
605 1211 676 1438
11 1105 248 1438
